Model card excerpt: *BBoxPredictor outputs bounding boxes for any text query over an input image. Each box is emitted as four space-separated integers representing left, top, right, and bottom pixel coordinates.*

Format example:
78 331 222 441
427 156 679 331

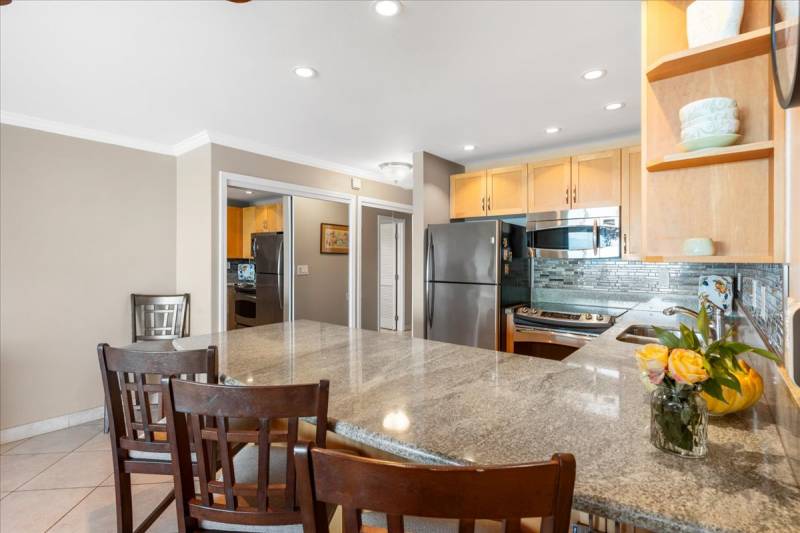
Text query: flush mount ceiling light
582 69 607 81
463 144 476 151
604 102 625 111
293 66 317 79
545 126 561 134
378 162 413 182
245 190 253 195
374 0 401 16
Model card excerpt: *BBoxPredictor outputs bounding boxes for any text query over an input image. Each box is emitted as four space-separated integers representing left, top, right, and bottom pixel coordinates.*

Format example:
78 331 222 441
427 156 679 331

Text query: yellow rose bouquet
635 306 778 458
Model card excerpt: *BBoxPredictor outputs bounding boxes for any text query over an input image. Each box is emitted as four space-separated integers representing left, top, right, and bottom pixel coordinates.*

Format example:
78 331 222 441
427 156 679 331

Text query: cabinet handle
623 233 628 254
565 188 569 205
573 187 577 204
488 196 491 211
482 197 485 212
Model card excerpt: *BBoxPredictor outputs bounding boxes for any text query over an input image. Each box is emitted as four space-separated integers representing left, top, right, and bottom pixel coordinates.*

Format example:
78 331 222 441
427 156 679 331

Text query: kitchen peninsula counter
174 313 799 533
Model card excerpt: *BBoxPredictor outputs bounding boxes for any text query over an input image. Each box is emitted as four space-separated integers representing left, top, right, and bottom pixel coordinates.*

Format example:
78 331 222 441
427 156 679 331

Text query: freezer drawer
426 282 499 350
426 221 500 284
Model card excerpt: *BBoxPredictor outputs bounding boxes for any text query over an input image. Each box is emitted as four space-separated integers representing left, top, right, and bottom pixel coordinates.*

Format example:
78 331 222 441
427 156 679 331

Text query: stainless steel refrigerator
252 232 284 325
425 220 529 350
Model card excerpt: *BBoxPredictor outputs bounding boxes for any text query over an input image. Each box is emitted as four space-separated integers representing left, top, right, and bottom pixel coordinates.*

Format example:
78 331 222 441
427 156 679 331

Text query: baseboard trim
0 405 104 444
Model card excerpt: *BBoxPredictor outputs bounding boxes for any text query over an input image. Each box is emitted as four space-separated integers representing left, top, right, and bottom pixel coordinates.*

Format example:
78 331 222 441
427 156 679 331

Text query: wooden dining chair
294 445 576 533
98 343 218 533
162 377 331 532
131 293 191 342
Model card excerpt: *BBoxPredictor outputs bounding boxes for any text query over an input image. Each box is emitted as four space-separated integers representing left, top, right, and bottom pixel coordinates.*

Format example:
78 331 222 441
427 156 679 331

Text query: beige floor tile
0 453 66 492
49 484 178 533
0 487 92 532
74 432 110 453
7 424 100 455
100 472 174 486
20 451 112 490
0 439 28 454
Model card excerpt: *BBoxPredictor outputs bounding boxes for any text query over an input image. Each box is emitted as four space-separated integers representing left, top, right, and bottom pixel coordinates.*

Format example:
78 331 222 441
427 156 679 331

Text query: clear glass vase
650 386 708 458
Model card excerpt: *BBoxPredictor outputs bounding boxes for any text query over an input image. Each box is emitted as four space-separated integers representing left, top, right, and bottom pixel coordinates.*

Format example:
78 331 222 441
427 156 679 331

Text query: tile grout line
43 484 102 533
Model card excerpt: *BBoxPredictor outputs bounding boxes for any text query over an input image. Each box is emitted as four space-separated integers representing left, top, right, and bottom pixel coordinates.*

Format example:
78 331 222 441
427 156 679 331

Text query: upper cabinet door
226 206 243 258
450 171 487 219
527 158 571 213
486 165 527 216
571 149 621 209
621 146 642 258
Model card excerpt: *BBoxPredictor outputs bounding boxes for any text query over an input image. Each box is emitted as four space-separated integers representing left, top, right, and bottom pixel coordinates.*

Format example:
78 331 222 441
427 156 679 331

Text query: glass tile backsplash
532 259 786 354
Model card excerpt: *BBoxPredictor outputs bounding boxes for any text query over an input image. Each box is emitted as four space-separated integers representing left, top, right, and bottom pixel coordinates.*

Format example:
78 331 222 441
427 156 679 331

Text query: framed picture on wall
320 223 349 254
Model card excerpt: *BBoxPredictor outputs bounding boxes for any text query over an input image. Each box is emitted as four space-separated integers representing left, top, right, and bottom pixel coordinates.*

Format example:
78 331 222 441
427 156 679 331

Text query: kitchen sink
616 325 679 345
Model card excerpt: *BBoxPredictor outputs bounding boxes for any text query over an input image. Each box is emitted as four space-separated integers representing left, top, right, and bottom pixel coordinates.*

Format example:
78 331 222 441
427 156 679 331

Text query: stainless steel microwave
527 206 621 259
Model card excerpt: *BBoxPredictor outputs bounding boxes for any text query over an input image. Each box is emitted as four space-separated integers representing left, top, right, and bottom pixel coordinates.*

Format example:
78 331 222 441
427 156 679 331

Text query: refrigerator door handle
252 238 257 260
592 220 599 256
277 276 283 311
426 233 435 281
277 239 284 276
427 282 434 330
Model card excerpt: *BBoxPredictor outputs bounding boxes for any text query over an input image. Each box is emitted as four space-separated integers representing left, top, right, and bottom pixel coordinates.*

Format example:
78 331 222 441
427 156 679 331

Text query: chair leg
133 488 175 533
113 470 134 533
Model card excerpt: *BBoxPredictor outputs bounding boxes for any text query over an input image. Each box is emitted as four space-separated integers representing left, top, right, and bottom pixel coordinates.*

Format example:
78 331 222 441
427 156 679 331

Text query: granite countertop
174 299 800 533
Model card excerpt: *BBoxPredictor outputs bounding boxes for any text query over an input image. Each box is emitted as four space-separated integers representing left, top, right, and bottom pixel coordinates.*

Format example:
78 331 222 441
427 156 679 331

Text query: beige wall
360 207 412 331
411 152 464 337
0 125 176 430
293 197 349 326
176 145 214 334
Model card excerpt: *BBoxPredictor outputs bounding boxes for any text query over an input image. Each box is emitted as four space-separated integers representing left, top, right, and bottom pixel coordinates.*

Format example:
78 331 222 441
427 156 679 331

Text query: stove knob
581 313 591 320
519 307 530 314
594 314 603 321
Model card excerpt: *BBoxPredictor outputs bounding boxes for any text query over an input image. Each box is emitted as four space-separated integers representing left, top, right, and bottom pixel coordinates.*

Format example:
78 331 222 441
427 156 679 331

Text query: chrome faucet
663 296 726 341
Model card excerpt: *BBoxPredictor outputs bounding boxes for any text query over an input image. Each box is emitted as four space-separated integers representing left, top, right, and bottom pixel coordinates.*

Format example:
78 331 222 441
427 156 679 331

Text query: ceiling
227 186 284 204
0 1 640 187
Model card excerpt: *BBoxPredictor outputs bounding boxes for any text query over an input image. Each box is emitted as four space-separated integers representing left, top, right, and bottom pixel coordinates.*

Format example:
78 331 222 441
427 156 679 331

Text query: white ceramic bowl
679 97 738 124
681 118 740 140
683 238 715 256
681 107 739 127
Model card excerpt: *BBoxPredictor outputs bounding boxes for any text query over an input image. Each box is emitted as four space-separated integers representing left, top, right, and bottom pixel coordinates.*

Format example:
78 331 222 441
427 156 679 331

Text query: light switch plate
297 265 309 276
351 177 362 190
658 270 670 289
760 286 767 318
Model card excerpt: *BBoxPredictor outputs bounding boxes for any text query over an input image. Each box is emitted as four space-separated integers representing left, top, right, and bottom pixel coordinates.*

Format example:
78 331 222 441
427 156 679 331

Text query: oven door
530 216 620 259
234 287 259 327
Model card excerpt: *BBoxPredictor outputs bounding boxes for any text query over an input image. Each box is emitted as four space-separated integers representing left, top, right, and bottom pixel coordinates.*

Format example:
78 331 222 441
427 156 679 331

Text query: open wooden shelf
643 255 776 264
646 23 779 82
646 141 774 172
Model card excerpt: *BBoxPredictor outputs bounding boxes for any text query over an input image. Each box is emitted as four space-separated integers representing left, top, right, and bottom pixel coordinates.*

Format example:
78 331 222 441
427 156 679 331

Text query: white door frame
217 171 357 332
355 196 413 329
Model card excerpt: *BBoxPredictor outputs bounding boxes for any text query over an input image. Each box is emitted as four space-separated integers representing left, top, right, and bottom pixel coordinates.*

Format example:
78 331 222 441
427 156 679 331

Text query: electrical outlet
760 286 767 318
296 264 309 276
658 270 670 289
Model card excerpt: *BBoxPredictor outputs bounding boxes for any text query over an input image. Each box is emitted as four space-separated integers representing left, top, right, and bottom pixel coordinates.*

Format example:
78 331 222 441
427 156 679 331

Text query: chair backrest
98 343 217 461
131 293 190 342
294 446 576 533
163 378 330 531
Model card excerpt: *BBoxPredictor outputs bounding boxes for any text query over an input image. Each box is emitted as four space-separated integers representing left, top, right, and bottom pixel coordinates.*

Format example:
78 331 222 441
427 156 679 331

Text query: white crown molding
0 110 175 155
0 111 412 189
173 129 212 155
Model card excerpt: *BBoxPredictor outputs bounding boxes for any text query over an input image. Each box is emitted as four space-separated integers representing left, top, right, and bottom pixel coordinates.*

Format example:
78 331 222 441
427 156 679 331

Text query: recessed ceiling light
378 162 413 182
582 69 606 81
244 190 253 195
374 0 401 16
293 66 317 79
545 127 561 134
464 144 476 151
604 102 625 111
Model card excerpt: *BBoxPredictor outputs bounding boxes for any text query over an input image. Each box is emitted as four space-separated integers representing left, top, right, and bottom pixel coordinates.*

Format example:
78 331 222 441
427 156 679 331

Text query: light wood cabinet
621 147 642 258
227 206 244 258
486 166 527 216
527 158 571 213
241 202 284 257
570 149 621 209
450 171 487 219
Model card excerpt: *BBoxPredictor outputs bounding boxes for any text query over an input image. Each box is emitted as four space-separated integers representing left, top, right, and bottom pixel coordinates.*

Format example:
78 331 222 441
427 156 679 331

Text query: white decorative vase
686 0 745 48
